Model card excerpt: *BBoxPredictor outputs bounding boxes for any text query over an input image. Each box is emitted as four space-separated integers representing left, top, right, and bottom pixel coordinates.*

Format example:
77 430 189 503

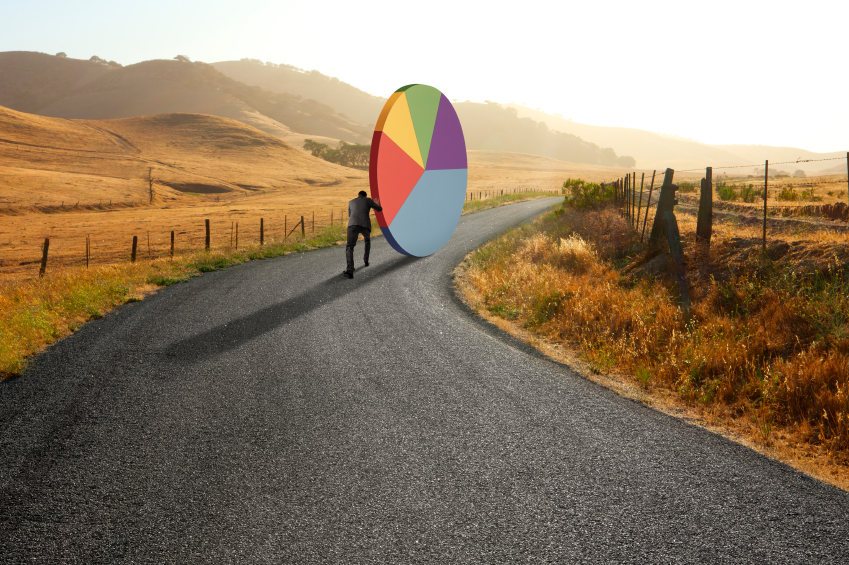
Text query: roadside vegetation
457 178 849 484
0 191 554 380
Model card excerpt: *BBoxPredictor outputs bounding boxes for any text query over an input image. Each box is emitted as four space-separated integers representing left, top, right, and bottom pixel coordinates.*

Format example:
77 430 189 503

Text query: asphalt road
2 197 848 563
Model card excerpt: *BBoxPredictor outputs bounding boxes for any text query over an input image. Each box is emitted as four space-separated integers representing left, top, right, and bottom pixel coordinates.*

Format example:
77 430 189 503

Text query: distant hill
0 51 677 169
506 104 843 174
0 51 112 113
0 51 370 147
208 65 637 167
213 59 386 128
455 102 635 167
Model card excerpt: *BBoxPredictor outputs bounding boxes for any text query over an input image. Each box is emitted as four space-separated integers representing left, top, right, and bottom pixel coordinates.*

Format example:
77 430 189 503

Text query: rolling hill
213 59 386 128
211 63 639 169
2 51 640 168
0 51 370 148
0 103 359 209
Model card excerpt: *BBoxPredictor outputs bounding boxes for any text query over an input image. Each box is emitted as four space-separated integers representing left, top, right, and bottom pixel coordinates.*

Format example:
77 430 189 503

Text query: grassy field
0 101 609 281
455 195 849 491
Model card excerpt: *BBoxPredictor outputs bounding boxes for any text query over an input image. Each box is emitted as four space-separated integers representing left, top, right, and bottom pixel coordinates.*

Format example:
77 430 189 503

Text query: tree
616 155 636 168
89 55 107 65
55 52 67 58
107 60 122 68
303 139 329 159
599 147 618 167
303 139 370 169
793 169 806 178
336 141 370 169
174 55 191 63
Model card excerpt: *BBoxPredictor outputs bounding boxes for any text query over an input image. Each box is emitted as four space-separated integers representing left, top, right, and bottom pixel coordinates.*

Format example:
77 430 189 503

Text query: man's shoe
363 260 369 267
342 270 353 279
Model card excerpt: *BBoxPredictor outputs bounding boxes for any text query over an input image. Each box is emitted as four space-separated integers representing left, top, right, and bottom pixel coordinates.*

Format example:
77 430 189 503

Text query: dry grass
457 201 849 489
0 103 625 281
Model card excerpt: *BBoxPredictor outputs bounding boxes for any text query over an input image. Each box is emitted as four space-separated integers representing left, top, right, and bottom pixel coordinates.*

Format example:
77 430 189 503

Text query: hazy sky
3 0 847 153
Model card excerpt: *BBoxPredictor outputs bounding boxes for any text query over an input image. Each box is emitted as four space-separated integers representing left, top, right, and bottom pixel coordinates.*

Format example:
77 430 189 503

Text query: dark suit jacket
348 196 382 230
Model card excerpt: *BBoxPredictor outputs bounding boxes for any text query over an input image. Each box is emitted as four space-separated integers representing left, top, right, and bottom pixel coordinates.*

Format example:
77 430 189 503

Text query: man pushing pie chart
342 84 468 277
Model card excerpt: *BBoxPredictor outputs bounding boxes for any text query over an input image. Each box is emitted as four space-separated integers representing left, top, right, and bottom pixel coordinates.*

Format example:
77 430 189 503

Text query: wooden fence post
170 231 175 257
301 216 305 236
39 238 49 277
648 169 676 246
147 231 151 259
205 219 210 251
230 222 234 247
131 236 138 263
618 177 625 217
664 210 691 313
696 166 713 244
637 172 645 231
235 222 239 249
763 160 769 250
86 235 90 269
260 218 264 246
641 170 657 243
312 211 315 234
632 172 637 223
284 216 287 239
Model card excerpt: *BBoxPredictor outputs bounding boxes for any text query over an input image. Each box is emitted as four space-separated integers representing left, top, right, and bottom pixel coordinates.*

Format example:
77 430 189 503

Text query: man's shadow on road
162 255 421 363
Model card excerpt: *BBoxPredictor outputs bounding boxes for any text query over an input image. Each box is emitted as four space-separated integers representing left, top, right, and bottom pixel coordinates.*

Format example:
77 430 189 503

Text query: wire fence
0 187 560 279
605 155 849 265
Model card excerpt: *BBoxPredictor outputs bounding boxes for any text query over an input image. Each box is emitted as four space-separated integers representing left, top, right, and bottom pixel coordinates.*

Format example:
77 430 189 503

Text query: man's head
358 190 367 198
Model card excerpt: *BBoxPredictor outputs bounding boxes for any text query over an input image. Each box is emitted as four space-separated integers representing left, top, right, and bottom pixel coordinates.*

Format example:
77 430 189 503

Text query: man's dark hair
358 190 367 197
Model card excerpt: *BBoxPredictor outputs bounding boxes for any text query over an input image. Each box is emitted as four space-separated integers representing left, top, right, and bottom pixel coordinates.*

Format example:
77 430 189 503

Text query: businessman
343 190 382 278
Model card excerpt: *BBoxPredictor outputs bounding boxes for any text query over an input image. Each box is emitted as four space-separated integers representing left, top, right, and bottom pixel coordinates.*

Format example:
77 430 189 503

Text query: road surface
2 197 848 563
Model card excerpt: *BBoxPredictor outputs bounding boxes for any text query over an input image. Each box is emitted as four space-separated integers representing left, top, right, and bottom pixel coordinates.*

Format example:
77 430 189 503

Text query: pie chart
369 84 467 257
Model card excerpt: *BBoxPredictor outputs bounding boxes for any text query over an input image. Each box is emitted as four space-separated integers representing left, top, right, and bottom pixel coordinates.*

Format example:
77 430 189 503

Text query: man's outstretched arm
368 197 383 212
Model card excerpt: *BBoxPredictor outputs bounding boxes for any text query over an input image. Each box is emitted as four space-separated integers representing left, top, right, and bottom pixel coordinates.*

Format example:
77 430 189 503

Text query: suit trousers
345 225 371 273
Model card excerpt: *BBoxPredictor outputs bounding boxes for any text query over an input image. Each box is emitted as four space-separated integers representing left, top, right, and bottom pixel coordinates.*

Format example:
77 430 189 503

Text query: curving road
2 197 848 563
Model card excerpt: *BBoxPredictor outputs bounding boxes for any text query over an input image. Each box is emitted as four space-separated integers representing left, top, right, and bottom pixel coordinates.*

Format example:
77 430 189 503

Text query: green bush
678 182 697 193
740 184 760 203
717 181 737 201
778 185 801 202
562 178 614 209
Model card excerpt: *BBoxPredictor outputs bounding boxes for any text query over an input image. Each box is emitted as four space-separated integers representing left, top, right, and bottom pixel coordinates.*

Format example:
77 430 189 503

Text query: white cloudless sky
2 0 847 152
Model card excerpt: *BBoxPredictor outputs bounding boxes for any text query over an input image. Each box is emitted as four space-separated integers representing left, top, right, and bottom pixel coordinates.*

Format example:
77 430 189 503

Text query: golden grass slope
0 104 356 206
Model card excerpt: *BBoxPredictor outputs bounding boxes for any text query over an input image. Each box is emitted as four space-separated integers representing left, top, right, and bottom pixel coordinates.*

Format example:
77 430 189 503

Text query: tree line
303 139 370 169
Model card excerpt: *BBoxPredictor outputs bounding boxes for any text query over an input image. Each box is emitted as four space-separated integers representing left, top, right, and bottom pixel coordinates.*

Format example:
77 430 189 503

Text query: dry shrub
555 235 598 274
568 208 632 260
515 233 598 275
775 350 849 452
466 202 849 459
